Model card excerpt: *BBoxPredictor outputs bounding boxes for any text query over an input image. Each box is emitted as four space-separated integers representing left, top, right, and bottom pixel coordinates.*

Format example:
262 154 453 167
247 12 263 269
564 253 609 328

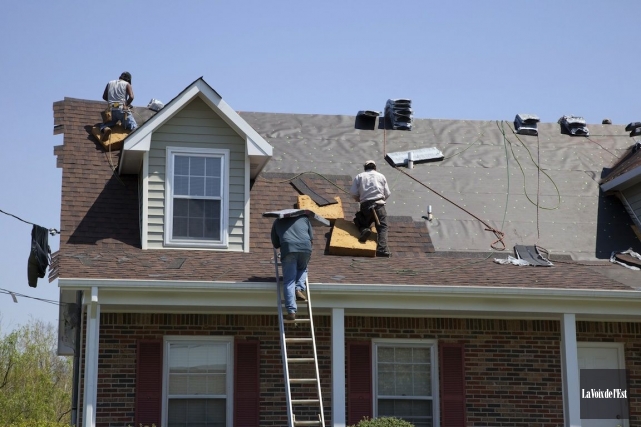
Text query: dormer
118 78 273 251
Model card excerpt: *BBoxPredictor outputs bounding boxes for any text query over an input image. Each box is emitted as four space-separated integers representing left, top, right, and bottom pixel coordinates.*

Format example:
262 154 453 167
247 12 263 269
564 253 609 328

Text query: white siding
146 97 246 251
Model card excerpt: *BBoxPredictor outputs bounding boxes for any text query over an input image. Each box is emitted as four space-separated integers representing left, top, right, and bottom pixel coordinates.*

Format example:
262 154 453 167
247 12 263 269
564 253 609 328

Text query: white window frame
372 339 440 427
164 147 230 248
162 336 234 427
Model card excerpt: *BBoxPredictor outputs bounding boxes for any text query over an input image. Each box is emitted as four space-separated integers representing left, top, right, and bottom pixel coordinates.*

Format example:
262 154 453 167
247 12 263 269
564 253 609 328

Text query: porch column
82 287 100 427
560 313 581 427
332 308 346 427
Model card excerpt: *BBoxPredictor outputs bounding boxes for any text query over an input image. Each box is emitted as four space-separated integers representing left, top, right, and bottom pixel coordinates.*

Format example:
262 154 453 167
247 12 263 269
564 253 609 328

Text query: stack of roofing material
625 122 641 137
558 115 590 136
514 113 540 136
384 99 413 130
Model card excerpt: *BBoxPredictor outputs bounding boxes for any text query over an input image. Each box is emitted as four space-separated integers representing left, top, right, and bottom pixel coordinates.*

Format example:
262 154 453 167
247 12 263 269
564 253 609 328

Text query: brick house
52 77 641 427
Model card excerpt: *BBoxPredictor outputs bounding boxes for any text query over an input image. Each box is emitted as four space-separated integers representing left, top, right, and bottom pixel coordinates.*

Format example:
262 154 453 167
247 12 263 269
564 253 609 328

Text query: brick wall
81 313 331 427
79 314 641 427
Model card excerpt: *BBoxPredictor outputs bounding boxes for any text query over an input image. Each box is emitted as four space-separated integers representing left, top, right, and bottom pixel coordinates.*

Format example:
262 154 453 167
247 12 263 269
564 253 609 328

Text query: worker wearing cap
350 160 392 257
100 71 137 141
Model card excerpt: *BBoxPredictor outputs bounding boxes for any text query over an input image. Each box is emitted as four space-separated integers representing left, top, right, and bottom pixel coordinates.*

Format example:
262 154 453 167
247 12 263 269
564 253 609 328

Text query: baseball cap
364 160 376 167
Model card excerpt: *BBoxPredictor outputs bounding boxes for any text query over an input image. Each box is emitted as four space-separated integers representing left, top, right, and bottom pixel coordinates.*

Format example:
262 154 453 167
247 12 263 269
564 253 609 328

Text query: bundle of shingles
610 249 641 271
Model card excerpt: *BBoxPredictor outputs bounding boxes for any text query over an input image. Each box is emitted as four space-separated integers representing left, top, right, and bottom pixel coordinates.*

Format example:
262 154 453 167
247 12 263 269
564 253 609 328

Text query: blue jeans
100 108 137 131
281 252 310 314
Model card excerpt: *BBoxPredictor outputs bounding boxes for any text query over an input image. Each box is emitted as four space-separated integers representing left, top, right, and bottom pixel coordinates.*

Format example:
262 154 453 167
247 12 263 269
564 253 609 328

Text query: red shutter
347 341 372 425
135 340 163 426
439 343 466 427
234 340 260 426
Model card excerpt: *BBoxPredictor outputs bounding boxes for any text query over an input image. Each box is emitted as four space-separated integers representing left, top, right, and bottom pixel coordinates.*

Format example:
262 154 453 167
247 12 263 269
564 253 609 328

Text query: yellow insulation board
91 125 129 152
297 195 344 222
328 218 377 257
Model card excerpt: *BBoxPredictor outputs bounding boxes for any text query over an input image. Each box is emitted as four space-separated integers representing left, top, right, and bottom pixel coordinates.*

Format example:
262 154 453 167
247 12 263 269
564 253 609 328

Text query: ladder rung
294 421 322 426
288 357 315 363
286 337 313 343
283 318 311 324
290 378 317 384
292 399 320 405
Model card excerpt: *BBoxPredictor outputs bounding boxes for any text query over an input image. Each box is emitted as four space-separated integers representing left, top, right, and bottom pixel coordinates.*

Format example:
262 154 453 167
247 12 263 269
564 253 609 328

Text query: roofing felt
51 98 641 291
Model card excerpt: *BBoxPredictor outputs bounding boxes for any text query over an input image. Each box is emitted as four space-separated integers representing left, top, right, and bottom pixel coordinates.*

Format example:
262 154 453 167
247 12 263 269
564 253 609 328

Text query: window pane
207 373 227 395
190 176 206 197
378 371 395 395
190 157 205 177
395 348 412 363
168 398 226 427
378 399 432 427
205 177 221 197
175 176 189 196
206 157 221 178
175 156 190 176
396 364 413 395
379 347 394 363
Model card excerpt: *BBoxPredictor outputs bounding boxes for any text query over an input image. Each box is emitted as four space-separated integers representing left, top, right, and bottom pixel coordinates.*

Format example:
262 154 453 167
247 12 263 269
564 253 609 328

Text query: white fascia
601 165 641 192
119 78 273 174
58 279 641 318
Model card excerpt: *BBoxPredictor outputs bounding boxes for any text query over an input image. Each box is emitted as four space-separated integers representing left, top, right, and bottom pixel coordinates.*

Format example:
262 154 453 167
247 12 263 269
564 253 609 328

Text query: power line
0 287 65 306
0 208 59 236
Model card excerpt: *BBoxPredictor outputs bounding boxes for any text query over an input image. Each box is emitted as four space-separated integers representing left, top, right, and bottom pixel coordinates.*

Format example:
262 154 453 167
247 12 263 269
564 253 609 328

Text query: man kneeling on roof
100 71 137 142
350 160 392 257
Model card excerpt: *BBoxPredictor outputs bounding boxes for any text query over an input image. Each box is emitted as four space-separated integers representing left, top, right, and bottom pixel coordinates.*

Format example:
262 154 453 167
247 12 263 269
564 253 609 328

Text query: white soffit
119 78 273 173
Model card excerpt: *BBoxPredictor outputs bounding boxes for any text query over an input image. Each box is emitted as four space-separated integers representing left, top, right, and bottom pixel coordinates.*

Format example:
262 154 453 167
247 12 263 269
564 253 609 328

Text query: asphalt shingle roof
51 98 640 291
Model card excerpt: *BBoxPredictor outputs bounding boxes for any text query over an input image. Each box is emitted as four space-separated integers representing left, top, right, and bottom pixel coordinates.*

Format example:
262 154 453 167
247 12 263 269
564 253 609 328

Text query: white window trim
161 336 234 427
372 338 440 427
164 146 230 248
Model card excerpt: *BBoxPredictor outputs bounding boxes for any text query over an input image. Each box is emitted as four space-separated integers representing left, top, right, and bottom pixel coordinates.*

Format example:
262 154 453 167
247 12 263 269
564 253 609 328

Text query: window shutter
135 340 163 427
439 343 466 427
234 340 260 426
347 341 372 425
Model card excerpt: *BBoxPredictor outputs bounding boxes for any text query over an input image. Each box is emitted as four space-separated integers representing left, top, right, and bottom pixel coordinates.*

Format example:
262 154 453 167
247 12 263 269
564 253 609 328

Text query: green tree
0 319 72 426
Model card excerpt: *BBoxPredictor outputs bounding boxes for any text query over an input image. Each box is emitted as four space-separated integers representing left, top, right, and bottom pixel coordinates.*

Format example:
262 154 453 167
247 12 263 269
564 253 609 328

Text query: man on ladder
271 214 313 321
265 209 328 427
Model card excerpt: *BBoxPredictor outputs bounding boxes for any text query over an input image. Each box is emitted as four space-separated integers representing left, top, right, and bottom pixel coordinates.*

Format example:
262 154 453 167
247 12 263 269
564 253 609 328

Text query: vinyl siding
622 183 641 228
146 97 246 250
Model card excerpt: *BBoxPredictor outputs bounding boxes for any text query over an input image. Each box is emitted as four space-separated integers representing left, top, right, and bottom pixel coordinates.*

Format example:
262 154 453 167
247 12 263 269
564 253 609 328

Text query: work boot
358 229 372 243
376 250 392 258
285 312 296 321
296 290 307 302
101 127 112 142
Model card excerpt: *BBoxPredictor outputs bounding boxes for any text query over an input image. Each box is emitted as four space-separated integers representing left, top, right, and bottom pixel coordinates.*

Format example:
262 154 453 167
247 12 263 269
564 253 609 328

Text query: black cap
119 71 132 84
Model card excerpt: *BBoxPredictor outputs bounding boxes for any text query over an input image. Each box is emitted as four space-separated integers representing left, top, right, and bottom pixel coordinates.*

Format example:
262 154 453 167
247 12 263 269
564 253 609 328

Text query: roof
51 97 641 291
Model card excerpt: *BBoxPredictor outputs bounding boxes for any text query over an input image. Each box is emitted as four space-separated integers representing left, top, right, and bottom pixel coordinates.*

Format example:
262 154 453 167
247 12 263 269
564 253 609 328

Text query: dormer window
164 147 229 248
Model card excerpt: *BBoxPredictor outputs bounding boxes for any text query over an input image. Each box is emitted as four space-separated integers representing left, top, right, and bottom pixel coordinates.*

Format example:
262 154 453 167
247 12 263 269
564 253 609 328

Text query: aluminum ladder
274 248 326 427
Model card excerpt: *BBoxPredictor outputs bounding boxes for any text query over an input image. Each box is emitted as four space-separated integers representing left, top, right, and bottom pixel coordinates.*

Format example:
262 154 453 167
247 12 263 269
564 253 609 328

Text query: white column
82 287 100 427
331 308 346 427
560 313 582 427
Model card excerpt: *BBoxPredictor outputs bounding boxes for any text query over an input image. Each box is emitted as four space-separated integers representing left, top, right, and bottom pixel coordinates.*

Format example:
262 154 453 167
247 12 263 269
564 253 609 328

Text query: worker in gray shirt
271 215 313 321
350 160 392 257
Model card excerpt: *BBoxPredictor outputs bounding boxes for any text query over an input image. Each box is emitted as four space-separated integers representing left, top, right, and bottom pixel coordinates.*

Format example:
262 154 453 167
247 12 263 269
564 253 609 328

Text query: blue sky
1 1 639 331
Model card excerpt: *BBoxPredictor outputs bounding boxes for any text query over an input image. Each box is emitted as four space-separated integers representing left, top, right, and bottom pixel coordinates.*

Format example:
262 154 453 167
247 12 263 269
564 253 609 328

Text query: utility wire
0 288 65 306
0 209 59 236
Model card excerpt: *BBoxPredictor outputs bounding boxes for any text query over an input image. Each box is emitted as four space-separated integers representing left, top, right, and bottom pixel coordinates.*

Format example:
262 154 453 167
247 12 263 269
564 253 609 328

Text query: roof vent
514 114 540 136
625 122 641 137
357 110 381 118
602 118 612 125
384 99 413 131
558 115 589 136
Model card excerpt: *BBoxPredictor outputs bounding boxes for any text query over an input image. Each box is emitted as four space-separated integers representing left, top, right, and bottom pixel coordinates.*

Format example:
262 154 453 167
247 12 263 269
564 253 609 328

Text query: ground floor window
163 337 233 427
373 340 438 427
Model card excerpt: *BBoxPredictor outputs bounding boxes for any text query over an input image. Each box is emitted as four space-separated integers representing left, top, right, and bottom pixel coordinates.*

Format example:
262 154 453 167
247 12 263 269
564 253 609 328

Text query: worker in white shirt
350 160 392 257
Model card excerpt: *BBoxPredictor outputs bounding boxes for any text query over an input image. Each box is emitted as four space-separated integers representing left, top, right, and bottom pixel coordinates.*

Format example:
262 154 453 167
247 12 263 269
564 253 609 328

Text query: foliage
5 422 69 427
0 320 73 425
349 416 415 427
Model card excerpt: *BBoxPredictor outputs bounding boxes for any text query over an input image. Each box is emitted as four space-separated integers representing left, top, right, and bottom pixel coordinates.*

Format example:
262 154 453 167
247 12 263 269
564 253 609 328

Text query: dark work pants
354 201 389 253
